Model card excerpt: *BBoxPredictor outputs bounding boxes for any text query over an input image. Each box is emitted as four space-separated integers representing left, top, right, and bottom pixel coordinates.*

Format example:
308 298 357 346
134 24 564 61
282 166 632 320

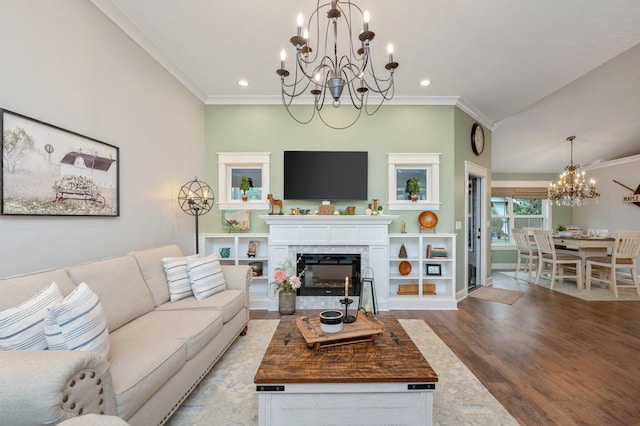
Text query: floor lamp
178 177 214 255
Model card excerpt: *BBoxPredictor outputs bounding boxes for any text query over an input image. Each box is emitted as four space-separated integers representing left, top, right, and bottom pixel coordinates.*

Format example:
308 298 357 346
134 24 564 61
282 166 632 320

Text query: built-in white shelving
388 233 457 310
200 227 458 311
200 233 270 308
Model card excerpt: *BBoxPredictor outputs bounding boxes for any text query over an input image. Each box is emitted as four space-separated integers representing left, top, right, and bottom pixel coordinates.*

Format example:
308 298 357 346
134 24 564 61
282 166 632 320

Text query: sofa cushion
187 254 227 300
155 289 245 323
0 268 76 311
162 255 197 302
108 329 185 420
131 245 184 306
107 309 223 419
44 283 110 359
115 310 223 361
0 282 63 350
67 256 155 332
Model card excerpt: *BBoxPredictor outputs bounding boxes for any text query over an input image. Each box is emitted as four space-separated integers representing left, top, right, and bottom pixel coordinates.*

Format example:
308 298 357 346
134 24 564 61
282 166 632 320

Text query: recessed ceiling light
420 79 431 87
238 80 249 87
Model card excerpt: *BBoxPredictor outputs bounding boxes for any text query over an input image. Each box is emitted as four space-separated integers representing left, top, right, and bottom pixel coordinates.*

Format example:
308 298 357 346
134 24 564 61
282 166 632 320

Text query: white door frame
465 161 489 293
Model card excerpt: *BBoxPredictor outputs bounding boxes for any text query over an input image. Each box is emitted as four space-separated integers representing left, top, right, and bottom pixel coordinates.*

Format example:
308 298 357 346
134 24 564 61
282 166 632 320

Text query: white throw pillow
0 282 63 350
187 253 227 300
44 282 110 359
162 255 197 302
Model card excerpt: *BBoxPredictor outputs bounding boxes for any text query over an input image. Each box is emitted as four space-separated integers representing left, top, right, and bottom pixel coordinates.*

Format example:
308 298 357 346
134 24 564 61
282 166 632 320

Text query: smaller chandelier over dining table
548 136 600 206
276 0 398 130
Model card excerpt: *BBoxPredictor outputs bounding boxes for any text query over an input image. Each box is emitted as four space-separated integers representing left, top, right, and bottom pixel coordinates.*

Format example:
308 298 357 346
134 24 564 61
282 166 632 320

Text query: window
491 181 551 247
388 153 441 210
217 152 270 210
491 196 549 246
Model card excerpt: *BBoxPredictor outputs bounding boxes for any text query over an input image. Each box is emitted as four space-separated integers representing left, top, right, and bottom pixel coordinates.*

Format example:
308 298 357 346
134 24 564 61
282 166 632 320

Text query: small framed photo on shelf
425 264 442 276
247 240 259 258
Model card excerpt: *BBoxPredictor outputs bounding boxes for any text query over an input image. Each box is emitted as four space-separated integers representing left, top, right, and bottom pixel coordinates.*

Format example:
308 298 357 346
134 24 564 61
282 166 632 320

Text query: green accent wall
454 108 491 290
204 104 490 294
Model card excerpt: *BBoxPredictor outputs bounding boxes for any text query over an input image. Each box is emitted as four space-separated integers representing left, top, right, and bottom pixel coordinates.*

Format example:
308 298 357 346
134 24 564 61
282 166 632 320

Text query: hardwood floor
252 272 640 425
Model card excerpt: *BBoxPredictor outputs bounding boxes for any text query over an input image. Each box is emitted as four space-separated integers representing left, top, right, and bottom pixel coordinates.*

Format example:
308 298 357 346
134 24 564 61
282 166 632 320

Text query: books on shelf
426 244 448 258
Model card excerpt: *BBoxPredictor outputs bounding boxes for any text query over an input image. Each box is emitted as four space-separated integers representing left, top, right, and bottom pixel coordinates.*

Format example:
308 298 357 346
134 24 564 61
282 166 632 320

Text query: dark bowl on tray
319 310 344 333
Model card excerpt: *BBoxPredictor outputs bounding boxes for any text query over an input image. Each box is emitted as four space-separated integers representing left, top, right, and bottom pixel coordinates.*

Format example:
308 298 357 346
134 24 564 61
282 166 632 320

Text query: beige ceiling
91 0 640 173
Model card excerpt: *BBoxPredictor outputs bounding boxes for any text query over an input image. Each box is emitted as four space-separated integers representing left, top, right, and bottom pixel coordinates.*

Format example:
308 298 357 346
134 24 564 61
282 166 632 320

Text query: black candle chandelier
178 177 214 254
276 0 399 130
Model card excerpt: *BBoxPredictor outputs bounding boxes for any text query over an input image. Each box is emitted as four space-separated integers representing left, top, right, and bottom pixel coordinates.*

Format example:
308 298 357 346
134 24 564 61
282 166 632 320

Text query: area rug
502 271 640 301
166 319 517 426
469 286 524 305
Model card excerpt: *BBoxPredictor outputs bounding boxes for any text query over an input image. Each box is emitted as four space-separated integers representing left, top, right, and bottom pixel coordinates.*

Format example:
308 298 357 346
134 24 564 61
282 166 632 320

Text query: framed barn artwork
1 109 119 216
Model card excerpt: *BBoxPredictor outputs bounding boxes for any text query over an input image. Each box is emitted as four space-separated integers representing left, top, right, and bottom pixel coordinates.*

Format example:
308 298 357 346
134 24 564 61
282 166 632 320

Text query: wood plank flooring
252 271 640 425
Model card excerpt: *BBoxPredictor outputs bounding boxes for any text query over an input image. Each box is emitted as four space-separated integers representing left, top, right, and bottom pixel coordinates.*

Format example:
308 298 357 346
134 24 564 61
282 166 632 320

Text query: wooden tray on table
296 313 385 350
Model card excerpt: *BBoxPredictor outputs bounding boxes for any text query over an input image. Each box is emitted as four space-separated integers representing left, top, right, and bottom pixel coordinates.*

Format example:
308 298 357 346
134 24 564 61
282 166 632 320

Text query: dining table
553 235 615 261
553 236 616 286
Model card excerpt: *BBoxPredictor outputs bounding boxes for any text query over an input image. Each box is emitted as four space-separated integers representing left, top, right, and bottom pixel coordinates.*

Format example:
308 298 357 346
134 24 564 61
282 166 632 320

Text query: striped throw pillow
187 254 227 300
0 282 63 350
162 255 197 302
44 282 110 359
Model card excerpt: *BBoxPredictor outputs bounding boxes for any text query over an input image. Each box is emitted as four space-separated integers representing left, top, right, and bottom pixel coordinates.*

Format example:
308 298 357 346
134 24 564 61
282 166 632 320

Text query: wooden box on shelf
318 205 335 215
397 283 437 296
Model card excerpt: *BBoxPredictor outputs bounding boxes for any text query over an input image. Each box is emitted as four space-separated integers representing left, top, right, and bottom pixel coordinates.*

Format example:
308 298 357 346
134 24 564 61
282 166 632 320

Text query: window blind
491 187 548 199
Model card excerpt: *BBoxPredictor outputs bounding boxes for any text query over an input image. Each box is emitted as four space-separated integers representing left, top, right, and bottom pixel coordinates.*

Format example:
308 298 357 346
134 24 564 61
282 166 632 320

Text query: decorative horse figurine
267 194 283 215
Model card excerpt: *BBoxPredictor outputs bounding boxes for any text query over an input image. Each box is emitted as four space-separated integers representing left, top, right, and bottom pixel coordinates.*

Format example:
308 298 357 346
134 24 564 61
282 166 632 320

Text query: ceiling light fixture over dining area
276 0 399 130
548 136 600 206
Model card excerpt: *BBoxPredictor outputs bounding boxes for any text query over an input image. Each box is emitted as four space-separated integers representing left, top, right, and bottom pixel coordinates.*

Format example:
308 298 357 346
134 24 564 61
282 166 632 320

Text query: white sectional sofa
0 245 252 425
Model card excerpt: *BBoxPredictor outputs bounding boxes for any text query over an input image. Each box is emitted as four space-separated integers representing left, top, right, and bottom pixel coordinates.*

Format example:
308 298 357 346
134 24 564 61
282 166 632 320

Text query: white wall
572 155 640 233
0 1 204 276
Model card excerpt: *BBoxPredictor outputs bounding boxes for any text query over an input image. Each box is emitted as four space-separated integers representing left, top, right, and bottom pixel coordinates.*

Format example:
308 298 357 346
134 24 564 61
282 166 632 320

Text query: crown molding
584 153 640 170
455 98 494 129
204 95 494 127
90 0 206 102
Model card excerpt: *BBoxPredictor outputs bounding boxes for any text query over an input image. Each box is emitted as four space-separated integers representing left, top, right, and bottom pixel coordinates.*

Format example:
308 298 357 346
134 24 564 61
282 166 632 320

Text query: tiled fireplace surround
259 215 397 312
288 245 368 310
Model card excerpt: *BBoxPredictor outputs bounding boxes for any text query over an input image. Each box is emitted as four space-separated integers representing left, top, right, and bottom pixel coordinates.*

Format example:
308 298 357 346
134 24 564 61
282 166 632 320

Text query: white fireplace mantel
259 214 397 226
259 214 398 311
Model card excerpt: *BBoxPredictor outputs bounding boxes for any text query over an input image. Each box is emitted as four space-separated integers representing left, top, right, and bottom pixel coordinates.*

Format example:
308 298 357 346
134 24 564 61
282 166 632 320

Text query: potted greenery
240 176 251 201
407 177 420 202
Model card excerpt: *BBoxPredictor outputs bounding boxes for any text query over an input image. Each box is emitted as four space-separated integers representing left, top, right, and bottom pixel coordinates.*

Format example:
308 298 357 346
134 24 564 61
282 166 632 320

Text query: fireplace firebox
297 253 361 297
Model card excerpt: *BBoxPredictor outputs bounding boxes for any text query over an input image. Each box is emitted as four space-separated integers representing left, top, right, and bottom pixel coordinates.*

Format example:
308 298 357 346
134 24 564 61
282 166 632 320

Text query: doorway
465 162 488 293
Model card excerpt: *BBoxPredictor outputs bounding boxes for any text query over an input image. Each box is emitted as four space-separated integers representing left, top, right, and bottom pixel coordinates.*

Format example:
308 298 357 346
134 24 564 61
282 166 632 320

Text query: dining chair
513 228 538 282
585 230 640 298
533 229 583 289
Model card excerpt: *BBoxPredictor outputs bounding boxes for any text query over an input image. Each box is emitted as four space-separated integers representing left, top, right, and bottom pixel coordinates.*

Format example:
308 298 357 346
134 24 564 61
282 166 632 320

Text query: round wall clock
471 123 485 156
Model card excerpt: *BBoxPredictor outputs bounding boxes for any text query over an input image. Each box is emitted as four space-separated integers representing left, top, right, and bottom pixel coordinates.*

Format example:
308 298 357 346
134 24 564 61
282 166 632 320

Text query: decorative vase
411 193 418 202
278 290 296 315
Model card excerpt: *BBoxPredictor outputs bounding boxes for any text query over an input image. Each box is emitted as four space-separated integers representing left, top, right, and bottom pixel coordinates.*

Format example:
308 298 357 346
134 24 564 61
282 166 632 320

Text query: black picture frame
1 109 119 216
425 263 442 276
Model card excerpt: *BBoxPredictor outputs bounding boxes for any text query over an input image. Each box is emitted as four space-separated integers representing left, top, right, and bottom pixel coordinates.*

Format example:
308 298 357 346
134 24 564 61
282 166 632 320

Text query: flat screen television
284 151 368 200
